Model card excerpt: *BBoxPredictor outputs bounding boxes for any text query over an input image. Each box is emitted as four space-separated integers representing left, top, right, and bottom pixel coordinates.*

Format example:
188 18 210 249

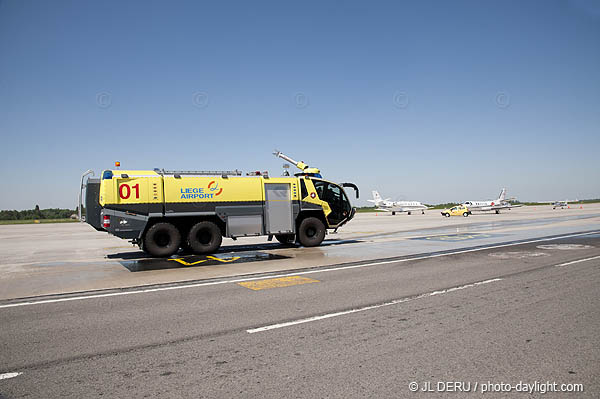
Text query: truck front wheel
297 217 326 247
187 221 222 254
143 222 181 257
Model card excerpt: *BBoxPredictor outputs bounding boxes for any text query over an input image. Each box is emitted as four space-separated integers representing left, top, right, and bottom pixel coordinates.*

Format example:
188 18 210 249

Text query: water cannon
273 150 322 178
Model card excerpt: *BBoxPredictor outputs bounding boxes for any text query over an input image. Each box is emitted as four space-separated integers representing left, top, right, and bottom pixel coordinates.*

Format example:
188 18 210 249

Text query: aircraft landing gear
407 211 411 215
391 211 396 215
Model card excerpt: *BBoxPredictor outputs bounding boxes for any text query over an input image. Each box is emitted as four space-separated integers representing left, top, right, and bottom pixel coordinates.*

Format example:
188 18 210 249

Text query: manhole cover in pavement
489 251 550 259
536 244 593 250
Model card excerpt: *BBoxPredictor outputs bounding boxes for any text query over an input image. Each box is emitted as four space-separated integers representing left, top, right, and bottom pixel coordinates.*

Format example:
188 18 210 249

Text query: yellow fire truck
80 152 358 257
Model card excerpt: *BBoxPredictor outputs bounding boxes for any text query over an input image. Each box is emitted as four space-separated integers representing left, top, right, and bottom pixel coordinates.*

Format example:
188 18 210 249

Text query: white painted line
0 372 22 380
0 230 597 310
247 278 502 333
556 255 600 267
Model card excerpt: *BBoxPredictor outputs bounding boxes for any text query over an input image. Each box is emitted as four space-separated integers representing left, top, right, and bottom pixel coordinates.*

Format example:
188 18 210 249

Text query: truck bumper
100 209 149 240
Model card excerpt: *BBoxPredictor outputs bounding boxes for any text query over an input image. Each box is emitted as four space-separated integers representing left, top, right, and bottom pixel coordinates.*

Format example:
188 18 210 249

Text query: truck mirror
341 183 359 199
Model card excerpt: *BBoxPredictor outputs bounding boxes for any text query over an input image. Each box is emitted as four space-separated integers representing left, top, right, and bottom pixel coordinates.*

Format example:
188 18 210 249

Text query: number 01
119 183 140 199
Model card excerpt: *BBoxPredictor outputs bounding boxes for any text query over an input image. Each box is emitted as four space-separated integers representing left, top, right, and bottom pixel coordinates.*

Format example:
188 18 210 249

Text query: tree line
0 205 77 220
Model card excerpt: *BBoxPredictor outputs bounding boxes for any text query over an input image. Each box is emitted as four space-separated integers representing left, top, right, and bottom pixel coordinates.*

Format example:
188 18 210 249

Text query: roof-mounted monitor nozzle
273 150 321 177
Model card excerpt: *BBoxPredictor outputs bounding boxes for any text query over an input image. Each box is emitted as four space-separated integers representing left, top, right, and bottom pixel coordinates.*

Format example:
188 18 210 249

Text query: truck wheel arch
296 210 327 230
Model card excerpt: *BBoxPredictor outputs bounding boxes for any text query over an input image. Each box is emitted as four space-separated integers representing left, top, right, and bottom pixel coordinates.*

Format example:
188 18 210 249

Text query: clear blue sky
1 0 599 209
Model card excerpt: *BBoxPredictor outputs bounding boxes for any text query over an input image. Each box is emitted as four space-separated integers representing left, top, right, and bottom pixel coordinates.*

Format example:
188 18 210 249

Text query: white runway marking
555 255 600 267
247 278 502 333
0 230 597 310
537 244 593 250
0 372 22 380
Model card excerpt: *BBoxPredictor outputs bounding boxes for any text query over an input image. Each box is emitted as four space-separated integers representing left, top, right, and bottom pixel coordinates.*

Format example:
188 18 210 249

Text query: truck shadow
106 238 363 260
118 252 292 272
108 238 363 271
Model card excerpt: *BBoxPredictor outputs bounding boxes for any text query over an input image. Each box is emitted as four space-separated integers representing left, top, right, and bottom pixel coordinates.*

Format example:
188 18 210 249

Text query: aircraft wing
470 203 514 211
489 203 519 210
376 207 410 213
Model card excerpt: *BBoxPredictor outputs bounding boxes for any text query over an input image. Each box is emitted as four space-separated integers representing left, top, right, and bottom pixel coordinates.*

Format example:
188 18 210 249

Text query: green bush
0 207 76 220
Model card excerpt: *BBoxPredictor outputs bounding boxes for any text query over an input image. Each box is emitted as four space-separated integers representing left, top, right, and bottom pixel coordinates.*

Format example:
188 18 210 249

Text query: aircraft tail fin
499 188 506 201
371 191 383 204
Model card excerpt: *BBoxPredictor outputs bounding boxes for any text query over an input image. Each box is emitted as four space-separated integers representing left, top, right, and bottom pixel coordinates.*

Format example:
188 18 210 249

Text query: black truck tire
143 222 181 257
187 221 222 254
275 234 295 244
297 217 326 247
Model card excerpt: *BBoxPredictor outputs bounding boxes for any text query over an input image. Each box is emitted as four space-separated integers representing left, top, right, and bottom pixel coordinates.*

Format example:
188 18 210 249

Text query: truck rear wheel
187 221 222 254
143 222 181 257
275 234 295 245
297 217 326 247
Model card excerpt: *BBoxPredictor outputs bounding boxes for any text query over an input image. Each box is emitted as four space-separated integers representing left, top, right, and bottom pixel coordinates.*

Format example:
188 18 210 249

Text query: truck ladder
154 169 242 178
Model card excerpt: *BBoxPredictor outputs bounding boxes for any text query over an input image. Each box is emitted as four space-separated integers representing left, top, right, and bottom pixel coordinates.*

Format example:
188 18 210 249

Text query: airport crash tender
81 152 359 257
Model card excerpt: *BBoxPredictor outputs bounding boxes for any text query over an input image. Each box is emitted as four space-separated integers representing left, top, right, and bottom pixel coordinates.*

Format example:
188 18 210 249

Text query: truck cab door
312 180 352 226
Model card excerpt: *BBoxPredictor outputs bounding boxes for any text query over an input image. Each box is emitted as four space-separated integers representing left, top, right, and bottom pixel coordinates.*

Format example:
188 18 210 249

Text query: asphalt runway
1 205 599 398
0 232 598 398
0 204 599 300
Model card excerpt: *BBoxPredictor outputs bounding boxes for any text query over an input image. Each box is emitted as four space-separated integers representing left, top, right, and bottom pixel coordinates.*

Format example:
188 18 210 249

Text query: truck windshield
312 180 352 226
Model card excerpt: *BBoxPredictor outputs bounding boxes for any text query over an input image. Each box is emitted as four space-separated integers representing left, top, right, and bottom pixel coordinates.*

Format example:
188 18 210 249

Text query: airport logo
208 181 223 196
180 181 223 199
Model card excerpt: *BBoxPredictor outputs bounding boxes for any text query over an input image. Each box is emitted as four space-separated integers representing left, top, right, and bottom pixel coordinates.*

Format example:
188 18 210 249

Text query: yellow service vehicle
80 152 358 257
441 205 471 217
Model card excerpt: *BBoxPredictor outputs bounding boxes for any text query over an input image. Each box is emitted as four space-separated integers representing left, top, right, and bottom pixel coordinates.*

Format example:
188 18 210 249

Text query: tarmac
1 204 599 397
0 204 599 301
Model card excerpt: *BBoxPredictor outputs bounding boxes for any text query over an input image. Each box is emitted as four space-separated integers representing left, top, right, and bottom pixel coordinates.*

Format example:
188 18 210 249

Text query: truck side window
300 179 308 199
313 180 325 199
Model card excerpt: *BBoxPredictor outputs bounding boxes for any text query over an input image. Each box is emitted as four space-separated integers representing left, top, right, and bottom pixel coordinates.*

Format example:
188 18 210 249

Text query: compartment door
84 178 103 230
264 183 293 234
